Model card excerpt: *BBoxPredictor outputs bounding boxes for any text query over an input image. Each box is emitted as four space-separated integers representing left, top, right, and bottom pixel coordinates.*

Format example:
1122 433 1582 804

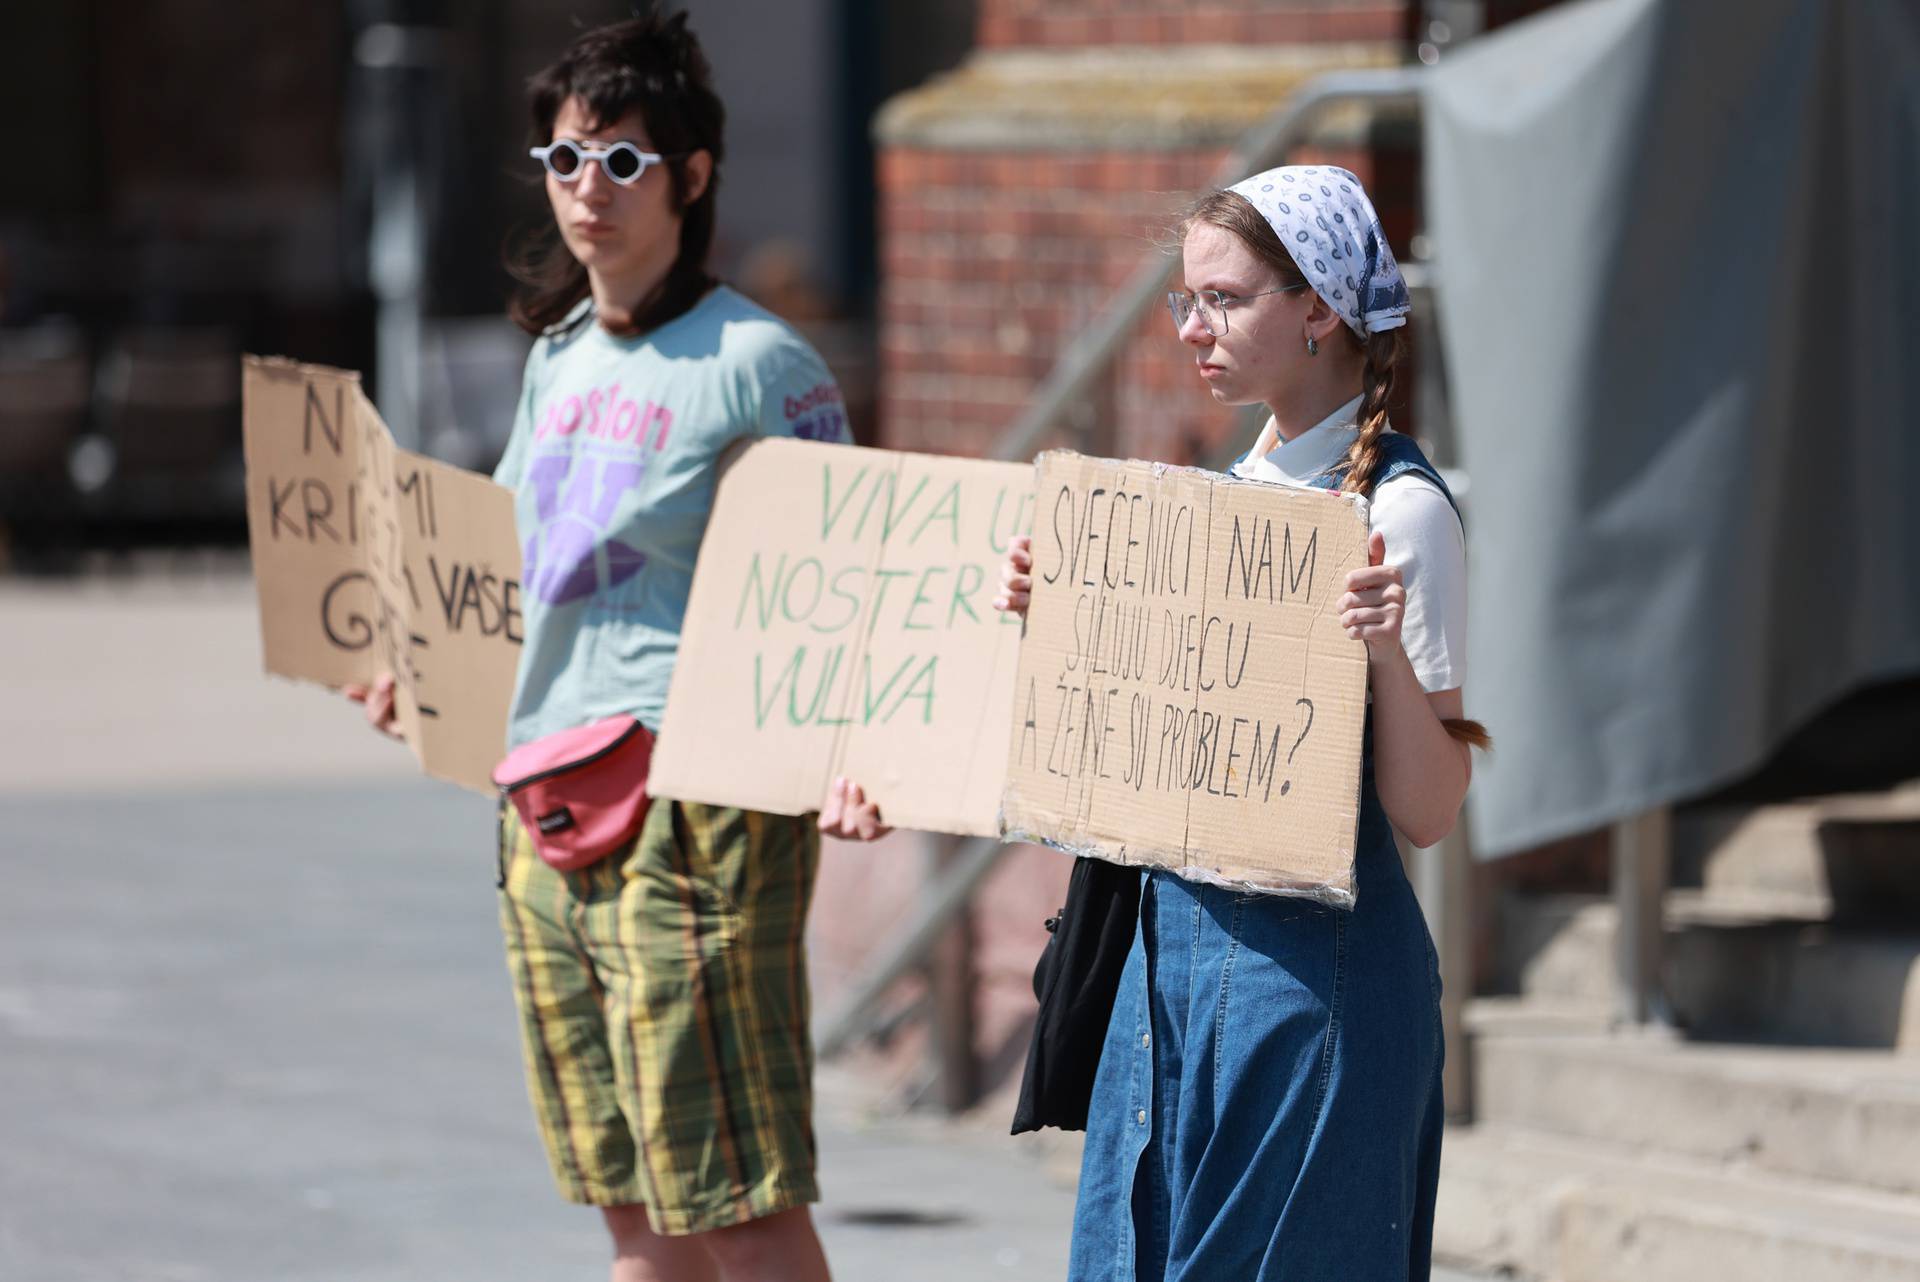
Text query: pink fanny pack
491 715 655 872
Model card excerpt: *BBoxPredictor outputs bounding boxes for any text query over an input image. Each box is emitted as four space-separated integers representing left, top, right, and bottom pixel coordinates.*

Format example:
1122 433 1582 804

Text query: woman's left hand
817 776 892 842
1339 530 1406 659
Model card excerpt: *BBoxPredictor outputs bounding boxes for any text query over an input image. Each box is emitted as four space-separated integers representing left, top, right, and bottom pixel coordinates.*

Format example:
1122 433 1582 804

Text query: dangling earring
1306 333 1319 357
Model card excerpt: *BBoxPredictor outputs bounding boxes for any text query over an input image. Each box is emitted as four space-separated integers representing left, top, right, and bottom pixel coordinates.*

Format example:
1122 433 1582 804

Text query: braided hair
1337 326 1402 497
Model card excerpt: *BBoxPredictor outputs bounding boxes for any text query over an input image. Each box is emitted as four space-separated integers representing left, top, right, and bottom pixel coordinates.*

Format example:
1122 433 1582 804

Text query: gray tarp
1425 0 1920 858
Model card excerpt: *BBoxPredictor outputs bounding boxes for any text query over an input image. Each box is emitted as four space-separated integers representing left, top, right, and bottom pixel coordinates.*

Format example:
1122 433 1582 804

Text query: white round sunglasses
529 139 667 186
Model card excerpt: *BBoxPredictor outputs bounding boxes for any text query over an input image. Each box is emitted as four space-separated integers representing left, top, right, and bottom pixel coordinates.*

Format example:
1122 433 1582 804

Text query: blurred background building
0 0 973 555
4 2 1916 1279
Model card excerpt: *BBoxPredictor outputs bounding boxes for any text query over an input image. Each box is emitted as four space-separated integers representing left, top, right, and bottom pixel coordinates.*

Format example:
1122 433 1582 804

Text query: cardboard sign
242 356 522 794
648 439 1032 836
1000 451 1371 902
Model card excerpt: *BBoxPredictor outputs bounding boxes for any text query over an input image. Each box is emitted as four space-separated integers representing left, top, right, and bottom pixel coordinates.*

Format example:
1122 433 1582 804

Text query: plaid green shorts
496 797 821 1234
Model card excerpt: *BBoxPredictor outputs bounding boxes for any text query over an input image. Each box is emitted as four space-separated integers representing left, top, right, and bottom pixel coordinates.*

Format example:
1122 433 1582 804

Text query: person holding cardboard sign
349 15 882 1282
996 167 1489 1281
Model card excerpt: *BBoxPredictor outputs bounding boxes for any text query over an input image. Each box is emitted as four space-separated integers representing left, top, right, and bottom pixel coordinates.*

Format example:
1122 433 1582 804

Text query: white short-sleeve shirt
1229 396 1468 694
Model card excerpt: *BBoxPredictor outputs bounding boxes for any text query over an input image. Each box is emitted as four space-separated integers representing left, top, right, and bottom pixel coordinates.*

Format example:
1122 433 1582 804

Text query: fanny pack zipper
498 720 648 795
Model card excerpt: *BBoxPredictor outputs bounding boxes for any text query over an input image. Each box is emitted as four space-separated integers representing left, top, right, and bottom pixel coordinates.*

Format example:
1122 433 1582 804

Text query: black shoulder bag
1009 855 1143 1134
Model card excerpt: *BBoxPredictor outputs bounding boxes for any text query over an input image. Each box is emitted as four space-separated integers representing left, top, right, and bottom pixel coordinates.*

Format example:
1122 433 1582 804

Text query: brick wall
978 1 1409 48
878 139 1416 468
878 148 1225 463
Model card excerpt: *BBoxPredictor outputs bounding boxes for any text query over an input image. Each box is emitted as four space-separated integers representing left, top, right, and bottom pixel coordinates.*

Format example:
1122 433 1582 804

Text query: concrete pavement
0 573 1489 1280
0 779 1080 1281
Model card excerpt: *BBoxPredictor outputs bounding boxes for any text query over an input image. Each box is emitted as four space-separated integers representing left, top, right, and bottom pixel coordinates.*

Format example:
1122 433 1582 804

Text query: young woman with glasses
349 14 883 1281
995 167 1489 1281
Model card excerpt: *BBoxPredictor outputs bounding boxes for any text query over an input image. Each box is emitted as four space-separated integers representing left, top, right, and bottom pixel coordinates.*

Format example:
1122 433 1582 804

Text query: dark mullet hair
507 10 725 340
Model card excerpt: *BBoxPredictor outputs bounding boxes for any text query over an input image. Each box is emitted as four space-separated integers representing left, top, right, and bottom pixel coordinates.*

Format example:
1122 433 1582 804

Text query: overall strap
1230 430 1460 522
1317 432 1461 522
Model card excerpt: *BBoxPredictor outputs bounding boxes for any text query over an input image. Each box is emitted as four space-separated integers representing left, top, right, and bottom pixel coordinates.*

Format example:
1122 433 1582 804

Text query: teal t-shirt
492 286 851 748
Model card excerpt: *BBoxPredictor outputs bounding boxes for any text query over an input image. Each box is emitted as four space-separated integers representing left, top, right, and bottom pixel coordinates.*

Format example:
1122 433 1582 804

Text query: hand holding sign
1338 529 1406 657
343 671 405 741
816 776 892 841
993 534 1034 616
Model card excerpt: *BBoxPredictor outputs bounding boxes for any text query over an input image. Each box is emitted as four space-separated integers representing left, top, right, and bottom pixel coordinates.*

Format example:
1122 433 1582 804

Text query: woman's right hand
342 671 404 741
992 534 1033 617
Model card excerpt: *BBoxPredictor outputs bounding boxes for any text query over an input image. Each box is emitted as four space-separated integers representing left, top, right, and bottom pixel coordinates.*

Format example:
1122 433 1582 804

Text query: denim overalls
1069 435 1457 1281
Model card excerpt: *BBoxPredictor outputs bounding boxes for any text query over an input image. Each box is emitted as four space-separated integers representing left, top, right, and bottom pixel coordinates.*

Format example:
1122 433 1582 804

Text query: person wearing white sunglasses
349 12 877 1282
530 137 671 187
519 88 709 342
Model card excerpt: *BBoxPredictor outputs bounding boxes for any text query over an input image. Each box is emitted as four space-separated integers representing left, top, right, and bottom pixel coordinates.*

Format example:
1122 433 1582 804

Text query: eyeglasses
1166 284 1308 337
529 139 666 186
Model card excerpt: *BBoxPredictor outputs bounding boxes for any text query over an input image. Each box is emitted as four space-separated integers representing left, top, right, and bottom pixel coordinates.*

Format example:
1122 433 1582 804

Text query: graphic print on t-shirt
496 285 862 749
520 381 675 607
783 380 848 443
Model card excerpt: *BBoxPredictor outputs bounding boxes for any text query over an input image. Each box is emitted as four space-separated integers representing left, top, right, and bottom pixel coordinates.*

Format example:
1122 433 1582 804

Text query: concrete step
1435 1121 1920 1282
1466 1003 1920 1196
1669 918 1920 1051
1495 892 1617 1005
1495 892 1920 1052
1673 787 1920 916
